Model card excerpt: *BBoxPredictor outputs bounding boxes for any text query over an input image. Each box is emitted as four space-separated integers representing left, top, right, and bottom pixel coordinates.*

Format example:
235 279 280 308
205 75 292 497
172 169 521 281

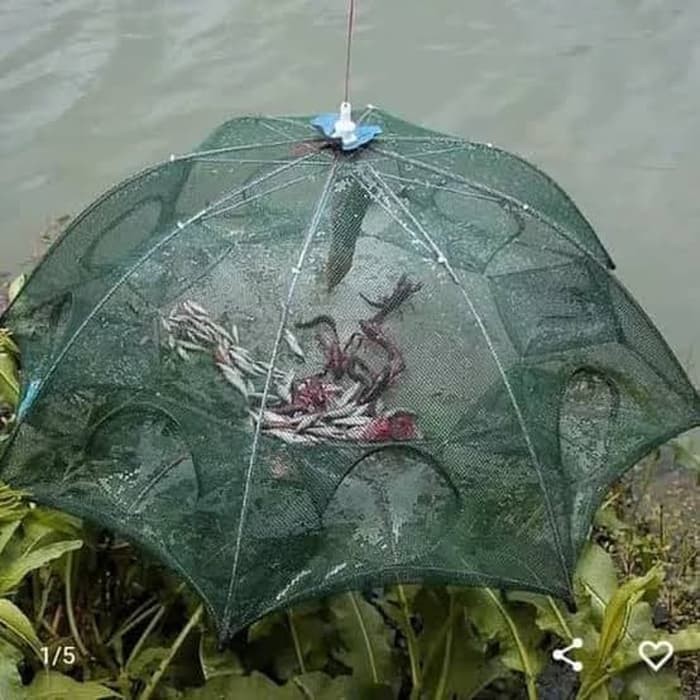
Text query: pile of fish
162 300 420 445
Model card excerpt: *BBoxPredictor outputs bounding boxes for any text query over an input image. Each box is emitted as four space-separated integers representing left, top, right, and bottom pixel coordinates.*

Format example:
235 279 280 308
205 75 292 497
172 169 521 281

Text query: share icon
552 637 583 672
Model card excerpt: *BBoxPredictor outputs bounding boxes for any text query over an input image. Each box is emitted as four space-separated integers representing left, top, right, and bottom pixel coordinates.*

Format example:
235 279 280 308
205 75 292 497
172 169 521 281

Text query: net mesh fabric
1 109 698 639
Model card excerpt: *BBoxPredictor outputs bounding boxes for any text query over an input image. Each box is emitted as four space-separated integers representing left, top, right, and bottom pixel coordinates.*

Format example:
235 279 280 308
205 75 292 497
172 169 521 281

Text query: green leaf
24 670 118 699
0 640 24 699
245 602 330 680
0 538 83 596
575 543 619 623
617 665 681 700
291 672 388 700
198 631 244 681
457 589 545 684
614 624 700 671
420 601 506 700
595 566 662 670
577 567 664 699
0 598 42 657
125 645 171 680
180 671 302 699
0 349 19 405
0 483 27 523
0 521 21 558
507 592 575 641
329 593 396 687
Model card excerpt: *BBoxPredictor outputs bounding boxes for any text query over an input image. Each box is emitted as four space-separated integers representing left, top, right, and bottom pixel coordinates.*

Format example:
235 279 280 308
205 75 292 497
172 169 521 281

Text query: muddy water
1 0 699 382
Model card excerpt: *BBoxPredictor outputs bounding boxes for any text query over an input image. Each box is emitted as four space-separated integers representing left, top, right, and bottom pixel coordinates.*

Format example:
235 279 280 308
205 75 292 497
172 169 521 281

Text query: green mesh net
1 109 698 639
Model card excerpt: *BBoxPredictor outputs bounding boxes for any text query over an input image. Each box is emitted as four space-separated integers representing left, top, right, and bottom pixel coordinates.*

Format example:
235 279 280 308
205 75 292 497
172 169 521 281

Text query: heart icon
638 640 674 672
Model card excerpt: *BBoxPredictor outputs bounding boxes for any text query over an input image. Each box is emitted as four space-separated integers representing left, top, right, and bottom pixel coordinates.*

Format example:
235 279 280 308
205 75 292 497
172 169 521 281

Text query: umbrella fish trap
1 109 699 638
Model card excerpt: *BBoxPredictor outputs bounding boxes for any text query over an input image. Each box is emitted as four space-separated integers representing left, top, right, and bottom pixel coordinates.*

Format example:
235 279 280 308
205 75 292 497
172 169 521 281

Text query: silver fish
295 414 319 432
266 428 317 444
306 425 345 439
176 346 190 361
333 415 372 427
335 382 363 408
177 339 207 352
283 328 305 360
276 370 295 402
217 363 248 399
183 300 209 317
322 403 360 420
232 324 240 344
262 410 292 426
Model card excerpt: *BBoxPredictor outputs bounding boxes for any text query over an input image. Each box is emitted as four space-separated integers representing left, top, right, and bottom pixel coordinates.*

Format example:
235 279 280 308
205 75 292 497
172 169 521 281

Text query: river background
1 0 698 382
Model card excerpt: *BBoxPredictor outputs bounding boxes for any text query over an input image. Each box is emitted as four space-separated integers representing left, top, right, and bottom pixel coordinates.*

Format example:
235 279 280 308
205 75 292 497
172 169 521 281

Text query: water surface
1 0 698 379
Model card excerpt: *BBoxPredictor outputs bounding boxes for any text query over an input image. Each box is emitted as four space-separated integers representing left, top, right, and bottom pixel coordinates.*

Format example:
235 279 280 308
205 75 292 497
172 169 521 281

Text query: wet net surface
1 109 698 639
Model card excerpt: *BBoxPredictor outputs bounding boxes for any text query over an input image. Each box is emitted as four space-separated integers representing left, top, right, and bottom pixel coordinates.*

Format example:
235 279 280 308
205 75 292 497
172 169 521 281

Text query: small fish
176 346 190 361
276 370 295 402
352 403 371 417
234 356 258 377
167 334 176 350
305 425 345 439
266 429 317 444
283 328 305 360
333 415 373 427
335 382 363 408
262 410 292 426
246 379 256 395
295 414 319 432
322 403 360 419
210 321 234 344
183 300 209 317
232 324 240 344
177 339 207 352
217 363 248 399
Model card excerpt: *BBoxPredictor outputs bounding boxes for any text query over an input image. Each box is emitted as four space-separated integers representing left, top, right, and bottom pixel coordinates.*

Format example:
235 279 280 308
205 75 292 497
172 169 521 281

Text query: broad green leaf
180 671 302 699
0 484 27 527
292 672 390 700
0 538 83 596
575 543 618 623
420 604 507 700
329 593 397 687
198 631 244 680
0 521 21 557
124 645 171 679
457 589 545 681
411 586 452 669
507 592 575 641
594 506 630 534
0 349 19 405
595 566 662 670
613 624 700 671
618 665 681 700
0 598 42 657
0 640 24 699
577 567 663 699
26 507 82 538
25 670 118 699
246 602 329 680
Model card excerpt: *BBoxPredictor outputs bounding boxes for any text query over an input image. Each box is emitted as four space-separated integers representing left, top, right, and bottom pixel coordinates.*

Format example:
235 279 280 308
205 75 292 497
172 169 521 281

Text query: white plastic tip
572 638 583 649
333 101 357 145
